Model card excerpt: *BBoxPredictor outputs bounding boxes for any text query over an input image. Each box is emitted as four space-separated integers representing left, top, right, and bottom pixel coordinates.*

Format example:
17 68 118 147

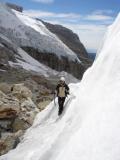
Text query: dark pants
58 97 66 115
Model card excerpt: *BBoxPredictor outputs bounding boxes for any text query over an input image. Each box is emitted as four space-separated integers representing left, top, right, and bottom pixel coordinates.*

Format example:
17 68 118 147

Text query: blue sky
3 0 120 52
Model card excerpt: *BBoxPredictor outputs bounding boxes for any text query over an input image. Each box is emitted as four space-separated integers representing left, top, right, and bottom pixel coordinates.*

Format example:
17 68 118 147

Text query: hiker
55 77 69 115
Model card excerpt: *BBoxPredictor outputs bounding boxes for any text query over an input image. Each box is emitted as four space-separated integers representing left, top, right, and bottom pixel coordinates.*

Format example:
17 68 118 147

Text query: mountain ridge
0 2 93 80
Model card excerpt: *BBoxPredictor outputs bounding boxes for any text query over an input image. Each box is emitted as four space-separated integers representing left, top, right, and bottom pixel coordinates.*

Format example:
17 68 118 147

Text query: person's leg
58 97 66 115
58 97 61 115
58 97 63 115
61 97 65 107
61 97 65 114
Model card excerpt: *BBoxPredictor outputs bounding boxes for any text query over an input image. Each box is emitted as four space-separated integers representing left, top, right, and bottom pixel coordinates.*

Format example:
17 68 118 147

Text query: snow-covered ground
0 2 80 63
1 9 120 160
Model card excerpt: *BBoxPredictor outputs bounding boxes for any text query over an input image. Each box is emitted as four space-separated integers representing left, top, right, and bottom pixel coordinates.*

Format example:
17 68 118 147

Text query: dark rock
22 47 85 79
12 118 30 132
0 108 17 119
6 3 23 12
0 130 23 155
0 35 17 68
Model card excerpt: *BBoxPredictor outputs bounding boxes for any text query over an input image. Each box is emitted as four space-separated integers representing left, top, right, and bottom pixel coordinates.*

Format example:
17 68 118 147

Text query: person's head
59 77 65 84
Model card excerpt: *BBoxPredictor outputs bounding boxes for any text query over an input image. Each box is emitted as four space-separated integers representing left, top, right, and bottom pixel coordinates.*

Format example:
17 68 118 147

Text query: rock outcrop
0 91 19 120
0 83 40 155
0 78 56 156
11 83 32 99
11 83 39 127
0 130 23 156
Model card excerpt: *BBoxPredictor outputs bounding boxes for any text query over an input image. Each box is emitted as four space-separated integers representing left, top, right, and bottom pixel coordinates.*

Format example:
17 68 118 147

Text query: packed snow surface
1 7 120 160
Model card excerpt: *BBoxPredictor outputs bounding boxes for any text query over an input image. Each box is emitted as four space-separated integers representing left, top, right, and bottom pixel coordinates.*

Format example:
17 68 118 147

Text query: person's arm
65 84 70 95
55 84 59 95
66 84 69 90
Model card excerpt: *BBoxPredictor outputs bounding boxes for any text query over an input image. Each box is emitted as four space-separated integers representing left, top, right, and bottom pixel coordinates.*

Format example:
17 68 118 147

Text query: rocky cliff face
6 3 23 12
42 21 88 58
42 21 93 68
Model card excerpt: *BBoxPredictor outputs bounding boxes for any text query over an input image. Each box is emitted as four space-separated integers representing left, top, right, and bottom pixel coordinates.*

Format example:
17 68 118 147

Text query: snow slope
0 32 55 77
0 32 78 82
0 3 80 62
1 9 120 160
9 48 56 77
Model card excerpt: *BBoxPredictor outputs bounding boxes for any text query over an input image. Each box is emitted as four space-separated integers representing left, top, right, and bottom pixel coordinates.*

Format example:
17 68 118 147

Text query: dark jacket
56 83 69 97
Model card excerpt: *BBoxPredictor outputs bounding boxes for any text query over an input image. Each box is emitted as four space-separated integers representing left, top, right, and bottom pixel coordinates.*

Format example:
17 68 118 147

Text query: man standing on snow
55 77 69 116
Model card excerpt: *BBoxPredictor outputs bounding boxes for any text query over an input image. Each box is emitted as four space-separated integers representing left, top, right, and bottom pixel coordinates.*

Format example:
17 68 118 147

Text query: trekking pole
54 92 56 106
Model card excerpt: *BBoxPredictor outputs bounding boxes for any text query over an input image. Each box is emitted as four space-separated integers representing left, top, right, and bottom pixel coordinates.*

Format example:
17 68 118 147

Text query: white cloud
55 13 81 19
23 10 81 19
31 0 54 4
93 9 114 15
85 14 113 21
23 9 114 21
85 10 114 21
24 10 54 18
